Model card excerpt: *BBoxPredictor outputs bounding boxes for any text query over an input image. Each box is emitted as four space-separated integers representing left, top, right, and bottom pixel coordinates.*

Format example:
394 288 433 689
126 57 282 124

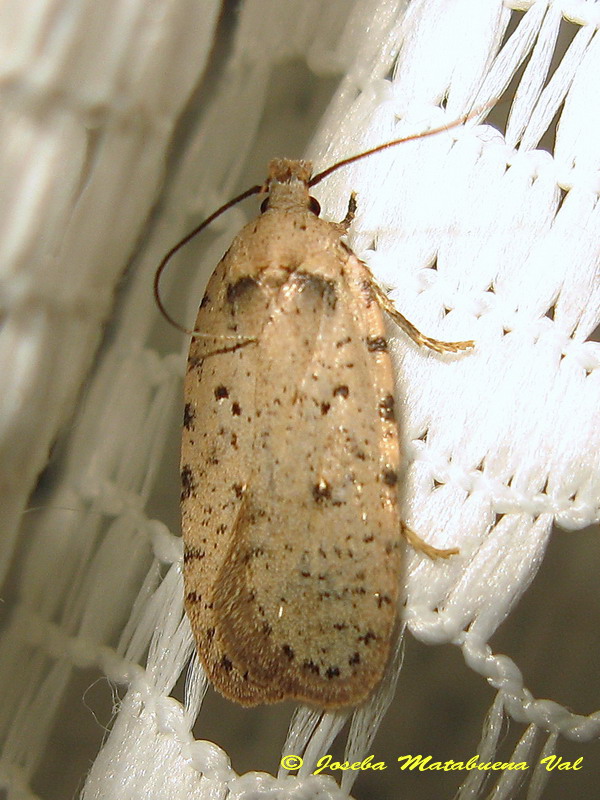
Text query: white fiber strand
0 2 598 800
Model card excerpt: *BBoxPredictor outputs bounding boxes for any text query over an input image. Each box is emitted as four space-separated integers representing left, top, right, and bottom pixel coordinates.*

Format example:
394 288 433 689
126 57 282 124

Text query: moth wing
182 255 275 705
214 258 402 707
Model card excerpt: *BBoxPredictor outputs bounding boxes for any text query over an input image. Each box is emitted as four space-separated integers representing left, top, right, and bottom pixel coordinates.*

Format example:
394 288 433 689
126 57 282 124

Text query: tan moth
155 114 480 708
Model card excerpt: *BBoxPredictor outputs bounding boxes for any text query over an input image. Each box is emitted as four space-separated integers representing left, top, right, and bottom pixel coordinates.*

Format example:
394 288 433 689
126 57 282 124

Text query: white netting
0 1 599 799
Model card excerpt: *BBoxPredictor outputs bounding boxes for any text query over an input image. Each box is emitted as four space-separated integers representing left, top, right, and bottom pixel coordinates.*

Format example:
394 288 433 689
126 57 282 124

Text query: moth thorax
259 264 294 287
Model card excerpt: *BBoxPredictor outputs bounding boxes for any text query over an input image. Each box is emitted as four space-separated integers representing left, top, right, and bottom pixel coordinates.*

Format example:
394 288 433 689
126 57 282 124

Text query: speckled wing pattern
182 162 403 707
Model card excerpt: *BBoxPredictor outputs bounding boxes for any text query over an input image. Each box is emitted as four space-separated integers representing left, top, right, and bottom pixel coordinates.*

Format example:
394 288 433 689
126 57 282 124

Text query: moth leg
333 192 358 233
371 281 474 354
401 521 459 559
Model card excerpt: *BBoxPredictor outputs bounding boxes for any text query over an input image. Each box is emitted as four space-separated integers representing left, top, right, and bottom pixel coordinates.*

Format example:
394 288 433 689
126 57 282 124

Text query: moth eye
308 196 321 216
260 197 270 213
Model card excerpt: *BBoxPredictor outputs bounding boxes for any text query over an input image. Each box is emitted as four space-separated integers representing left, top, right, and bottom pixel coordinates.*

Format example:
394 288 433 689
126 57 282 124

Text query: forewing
182 255 273 705
213 258 402 707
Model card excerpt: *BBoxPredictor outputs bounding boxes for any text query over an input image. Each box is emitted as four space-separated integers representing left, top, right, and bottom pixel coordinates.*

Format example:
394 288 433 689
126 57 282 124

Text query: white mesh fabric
0 2 599 800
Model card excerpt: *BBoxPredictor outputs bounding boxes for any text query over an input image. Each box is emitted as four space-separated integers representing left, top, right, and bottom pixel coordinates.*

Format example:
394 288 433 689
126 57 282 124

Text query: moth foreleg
333 192 358 233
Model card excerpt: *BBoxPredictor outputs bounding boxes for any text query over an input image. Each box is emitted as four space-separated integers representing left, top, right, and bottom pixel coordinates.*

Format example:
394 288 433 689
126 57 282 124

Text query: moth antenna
309 99 497 187
156 99 497 333
154 183 262 334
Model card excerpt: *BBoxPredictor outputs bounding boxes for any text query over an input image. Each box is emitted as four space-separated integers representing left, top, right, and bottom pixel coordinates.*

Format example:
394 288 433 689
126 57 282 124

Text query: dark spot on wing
379 394 395 421
358 630 378 645
181 465 196 499
312 480 332 503
361 279 375 306
214 385 229 399
333 385 349 398
282 645 295 660
366 336 388 352
242 545 265 564
376 594 392 608
302 660 320 675
183 546 205 563
295 272 337 309
227 276 258 305
183 403 195 429
221 656 233 672
382 469 398 486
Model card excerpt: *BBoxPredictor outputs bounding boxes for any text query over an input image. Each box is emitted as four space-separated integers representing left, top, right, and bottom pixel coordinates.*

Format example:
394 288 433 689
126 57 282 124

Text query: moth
155 114 482 707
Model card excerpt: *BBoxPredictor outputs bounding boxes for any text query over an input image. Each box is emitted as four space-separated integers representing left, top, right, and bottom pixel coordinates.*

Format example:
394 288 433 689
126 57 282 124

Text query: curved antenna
309 101 494 187
156 100 497 333
154 183 262 334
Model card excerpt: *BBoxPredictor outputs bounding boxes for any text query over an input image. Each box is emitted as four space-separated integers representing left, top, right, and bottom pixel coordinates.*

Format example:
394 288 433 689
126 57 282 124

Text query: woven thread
0 1 598 799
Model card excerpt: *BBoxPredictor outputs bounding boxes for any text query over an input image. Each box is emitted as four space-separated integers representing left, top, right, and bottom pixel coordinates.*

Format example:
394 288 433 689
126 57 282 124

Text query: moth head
262 158 320 215
267 158 313 185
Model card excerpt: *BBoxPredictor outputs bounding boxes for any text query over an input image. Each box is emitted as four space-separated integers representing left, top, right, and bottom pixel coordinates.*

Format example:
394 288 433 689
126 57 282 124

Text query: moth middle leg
339 195 473 353
371 281 474 353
